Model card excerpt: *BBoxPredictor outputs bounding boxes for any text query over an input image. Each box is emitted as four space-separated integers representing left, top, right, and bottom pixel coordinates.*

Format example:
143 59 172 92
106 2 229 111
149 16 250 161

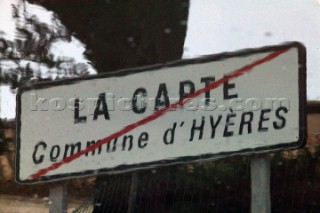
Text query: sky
1 0 320 119
183 0 320 100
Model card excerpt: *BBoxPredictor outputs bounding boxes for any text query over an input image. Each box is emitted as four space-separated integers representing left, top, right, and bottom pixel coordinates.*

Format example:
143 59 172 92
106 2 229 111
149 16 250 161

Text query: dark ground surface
1 151 320 213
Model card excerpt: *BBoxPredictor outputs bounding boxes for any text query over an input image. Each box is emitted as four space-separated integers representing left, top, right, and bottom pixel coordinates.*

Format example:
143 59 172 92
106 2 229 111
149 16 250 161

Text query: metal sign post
127 172 138 213
49 182 68 213
251 154 271 213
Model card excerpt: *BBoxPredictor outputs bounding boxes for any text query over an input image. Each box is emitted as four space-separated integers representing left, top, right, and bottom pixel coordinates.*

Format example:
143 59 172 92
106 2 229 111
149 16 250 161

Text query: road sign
16 42 306 183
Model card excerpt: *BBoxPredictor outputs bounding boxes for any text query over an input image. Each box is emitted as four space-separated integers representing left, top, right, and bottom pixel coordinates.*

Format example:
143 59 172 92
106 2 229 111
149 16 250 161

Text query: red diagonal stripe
28 48 289 180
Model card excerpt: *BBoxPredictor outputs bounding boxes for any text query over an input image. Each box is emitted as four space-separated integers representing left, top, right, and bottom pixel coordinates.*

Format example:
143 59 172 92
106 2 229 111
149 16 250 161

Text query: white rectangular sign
16 42 306 183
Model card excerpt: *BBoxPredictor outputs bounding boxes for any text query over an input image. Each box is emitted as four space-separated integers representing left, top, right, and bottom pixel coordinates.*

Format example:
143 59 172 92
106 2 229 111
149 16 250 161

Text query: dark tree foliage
27 1 190 212
0 1 92 89
0 119 5 155
29 0 190 73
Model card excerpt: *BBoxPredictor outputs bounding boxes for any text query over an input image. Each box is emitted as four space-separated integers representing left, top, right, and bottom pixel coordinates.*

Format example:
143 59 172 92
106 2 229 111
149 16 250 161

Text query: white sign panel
16 42 306 183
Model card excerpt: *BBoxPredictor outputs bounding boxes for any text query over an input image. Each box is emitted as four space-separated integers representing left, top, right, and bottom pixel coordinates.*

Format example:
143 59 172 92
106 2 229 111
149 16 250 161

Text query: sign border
16 42 307 183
